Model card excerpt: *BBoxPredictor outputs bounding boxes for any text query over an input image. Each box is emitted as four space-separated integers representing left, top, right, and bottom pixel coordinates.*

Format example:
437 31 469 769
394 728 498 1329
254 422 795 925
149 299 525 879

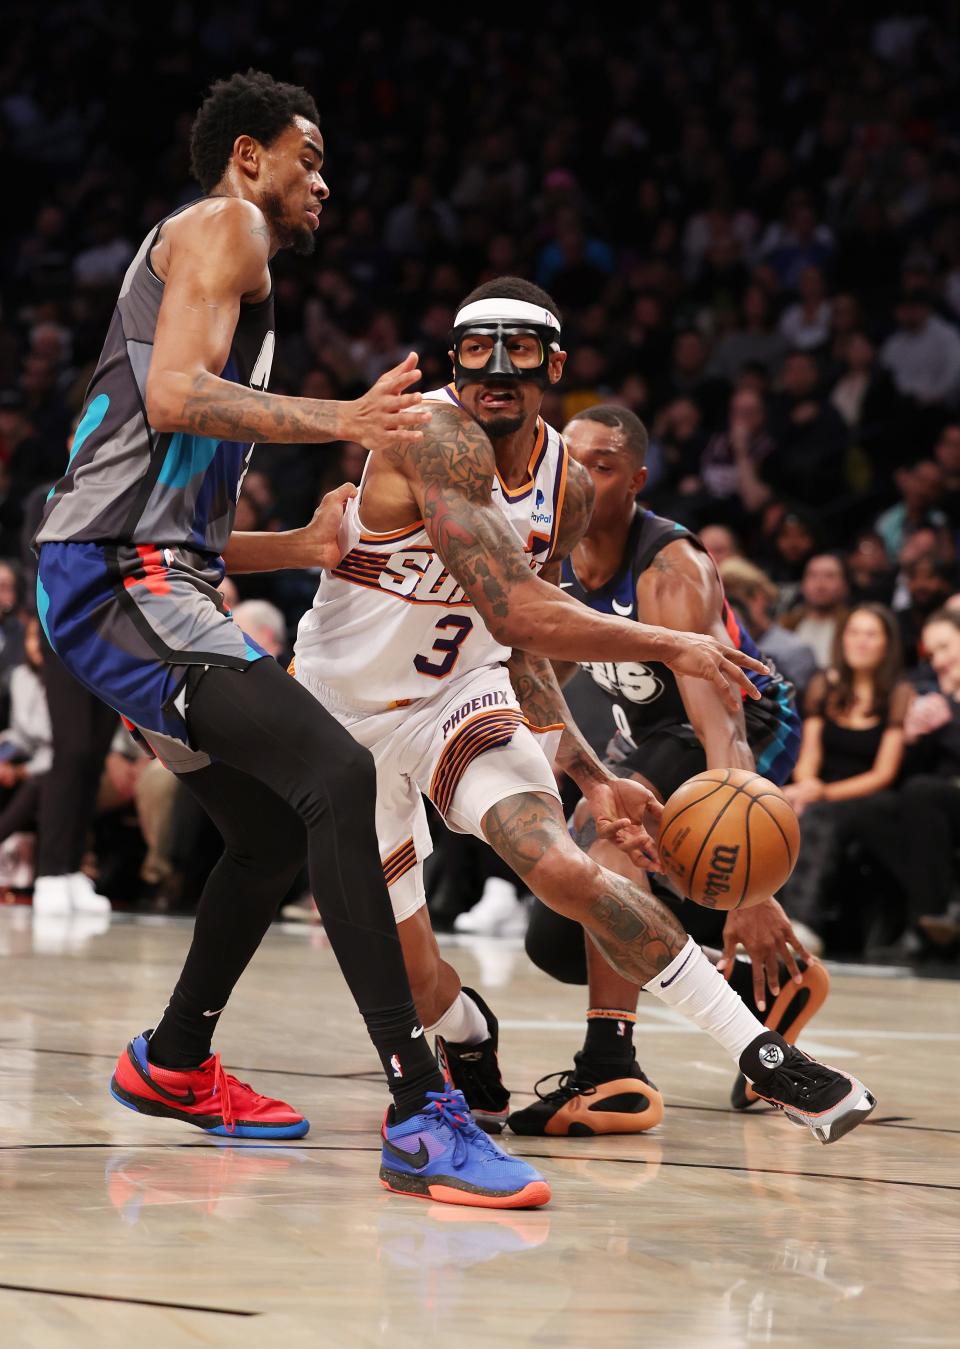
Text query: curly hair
458 276 562 326
189 69 319 193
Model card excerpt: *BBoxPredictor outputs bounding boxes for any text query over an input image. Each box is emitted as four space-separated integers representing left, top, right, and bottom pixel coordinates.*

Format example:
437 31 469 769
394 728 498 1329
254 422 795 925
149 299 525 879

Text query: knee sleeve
524 898 588 985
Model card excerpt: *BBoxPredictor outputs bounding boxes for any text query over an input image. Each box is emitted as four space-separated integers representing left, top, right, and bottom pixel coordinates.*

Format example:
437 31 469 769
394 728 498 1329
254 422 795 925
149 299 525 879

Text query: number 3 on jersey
415 615 474 678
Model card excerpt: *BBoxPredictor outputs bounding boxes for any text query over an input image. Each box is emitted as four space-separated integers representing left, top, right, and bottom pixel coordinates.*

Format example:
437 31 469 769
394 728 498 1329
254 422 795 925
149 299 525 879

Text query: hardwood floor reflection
1 910 957 1348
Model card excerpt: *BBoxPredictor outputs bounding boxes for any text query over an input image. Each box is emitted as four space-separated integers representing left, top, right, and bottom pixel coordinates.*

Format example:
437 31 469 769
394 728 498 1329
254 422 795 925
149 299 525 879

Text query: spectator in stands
934 424 960 526
875 460 948 561
880 289 960 410
764 350 849 507
782 553 850 668
0 617 50 848
0 561 25 719
657 330 728 431
707 284 787 384
779 265 832 351
721 557 817 698
829 332 903 474
647 398 708 517
847 530 896 606
760 195 835 291
780 605 913 942
896 556 955 667
698 386 774 525
233 599 289 663
764 509 819 600
699 524 741 568
852 608 960 961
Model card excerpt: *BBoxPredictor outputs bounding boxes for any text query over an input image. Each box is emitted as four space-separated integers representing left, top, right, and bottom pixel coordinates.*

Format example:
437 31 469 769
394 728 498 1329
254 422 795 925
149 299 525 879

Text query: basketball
658 769 800 910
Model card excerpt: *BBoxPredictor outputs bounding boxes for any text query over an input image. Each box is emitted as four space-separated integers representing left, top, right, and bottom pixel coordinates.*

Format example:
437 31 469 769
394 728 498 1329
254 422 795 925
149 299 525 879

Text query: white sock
426 990 489 1045
643 936 764 1064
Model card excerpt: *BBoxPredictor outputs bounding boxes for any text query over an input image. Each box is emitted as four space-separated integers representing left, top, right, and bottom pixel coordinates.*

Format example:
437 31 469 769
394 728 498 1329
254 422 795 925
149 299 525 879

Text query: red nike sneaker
110 1032 309 1139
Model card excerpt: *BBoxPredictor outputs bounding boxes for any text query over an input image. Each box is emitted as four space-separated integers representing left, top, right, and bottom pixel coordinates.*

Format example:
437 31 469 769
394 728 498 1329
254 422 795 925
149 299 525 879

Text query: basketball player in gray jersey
34 70 553 1208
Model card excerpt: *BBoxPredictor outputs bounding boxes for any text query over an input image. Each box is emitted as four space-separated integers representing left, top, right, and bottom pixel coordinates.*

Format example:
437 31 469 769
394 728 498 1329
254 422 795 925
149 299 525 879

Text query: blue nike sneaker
379 1088 551 1208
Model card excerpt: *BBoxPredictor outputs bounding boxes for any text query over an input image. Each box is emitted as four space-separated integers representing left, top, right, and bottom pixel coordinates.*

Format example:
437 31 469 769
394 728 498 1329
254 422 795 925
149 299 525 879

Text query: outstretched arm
637 539 812 1005
145 199 428 452
391 404 767 708
223 483 356 574
505 464 661 865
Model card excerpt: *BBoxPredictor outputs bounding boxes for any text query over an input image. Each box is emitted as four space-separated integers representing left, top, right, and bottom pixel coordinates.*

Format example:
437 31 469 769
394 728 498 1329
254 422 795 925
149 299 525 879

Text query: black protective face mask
452 322 557 392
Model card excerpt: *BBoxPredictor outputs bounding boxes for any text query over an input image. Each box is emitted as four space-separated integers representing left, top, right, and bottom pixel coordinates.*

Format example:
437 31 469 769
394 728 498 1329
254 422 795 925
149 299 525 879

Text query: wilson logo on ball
702 844 740 901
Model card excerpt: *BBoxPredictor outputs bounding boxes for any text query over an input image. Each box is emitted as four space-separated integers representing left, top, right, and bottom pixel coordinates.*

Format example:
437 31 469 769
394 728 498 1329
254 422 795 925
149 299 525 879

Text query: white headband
454 298 561 333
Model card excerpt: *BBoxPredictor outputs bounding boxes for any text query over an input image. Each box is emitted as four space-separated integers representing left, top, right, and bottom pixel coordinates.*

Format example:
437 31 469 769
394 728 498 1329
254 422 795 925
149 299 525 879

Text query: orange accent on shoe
380 1178 551 1209
544 1078 664 1136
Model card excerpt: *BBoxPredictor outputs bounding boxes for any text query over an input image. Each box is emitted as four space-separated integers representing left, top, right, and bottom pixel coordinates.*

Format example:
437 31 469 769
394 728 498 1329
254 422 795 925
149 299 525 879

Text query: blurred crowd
1 3 959 965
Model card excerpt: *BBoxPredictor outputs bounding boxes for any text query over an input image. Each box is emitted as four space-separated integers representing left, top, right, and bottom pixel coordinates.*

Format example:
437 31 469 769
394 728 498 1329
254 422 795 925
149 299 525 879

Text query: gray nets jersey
36 204 275 556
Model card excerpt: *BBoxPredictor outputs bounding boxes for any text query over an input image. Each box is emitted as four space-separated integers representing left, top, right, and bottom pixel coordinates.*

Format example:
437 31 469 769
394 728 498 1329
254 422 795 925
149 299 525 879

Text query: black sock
148 998 215 1070
368 1002 445 1121
576 1008 638 1084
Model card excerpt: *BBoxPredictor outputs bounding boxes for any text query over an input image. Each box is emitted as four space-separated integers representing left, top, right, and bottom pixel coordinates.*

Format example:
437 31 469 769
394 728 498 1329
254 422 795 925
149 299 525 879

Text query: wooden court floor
1 908 958 1348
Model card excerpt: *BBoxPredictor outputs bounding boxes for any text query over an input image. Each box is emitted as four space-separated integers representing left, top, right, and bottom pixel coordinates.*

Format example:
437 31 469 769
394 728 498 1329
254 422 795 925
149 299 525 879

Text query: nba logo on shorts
390 1054 403 1078
617 1020 626 1037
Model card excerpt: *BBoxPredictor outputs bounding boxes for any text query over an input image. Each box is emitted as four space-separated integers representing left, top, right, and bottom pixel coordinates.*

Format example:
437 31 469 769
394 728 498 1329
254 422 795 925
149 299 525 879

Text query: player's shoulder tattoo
649 535 702 577
387 403 495 501
551 456 594 561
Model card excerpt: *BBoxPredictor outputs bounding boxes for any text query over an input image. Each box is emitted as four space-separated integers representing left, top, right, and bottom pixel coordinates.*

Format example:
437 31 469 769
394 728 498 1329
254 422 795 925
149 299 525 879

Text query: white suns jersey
294 384 570 709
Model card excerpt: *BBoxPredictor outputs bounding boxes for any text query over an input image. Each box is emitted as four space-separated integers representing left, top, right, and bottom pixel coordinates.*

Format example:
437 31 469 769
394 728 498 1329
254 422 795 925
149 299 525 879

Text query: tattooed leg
482 791 686 985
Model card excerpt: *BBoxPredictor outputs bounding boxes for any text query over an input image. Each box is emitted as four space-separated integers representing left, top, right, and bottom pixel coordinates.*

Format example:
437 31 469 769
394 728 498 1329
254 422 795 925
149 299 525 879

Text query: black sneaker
507 1059 663 1137
435 987 509 1134
740 1031 876 1144
728 957 831 1111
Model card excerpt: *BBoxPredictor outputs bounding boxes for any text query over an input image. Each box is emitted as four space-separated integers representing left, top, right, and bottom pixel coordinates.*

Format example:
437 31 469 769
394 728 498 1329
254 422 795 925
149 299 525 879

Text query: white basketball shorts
294 663 562 922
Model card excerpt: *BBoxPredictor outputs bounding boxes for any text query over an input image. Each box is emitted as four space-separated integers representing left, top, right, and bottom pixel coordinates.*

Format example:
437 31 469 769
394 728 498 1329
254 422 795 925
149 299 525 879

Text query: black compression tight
148 658 442 1118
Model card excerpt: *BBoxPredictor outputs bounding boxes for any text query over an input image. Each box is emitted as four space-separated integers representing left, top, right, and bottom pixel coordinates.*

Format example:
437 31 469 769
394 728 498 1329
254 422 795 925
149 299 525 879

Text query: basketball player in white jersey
293 277 876 1146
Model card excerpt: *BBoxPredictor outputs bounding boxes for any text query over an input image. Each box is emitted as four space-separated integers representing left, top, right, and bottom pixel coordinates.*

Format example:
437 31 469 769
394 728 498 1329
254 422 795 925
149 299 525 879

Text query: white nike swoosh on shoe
202 1006 227 1017
410 1025 425 1038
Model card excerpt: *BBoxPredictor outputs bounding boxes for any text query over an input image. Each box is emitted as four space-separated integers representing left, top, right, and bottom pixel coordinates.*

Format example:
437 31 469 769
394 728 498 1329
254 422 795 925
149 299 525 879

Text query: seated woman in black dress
780 603 914 941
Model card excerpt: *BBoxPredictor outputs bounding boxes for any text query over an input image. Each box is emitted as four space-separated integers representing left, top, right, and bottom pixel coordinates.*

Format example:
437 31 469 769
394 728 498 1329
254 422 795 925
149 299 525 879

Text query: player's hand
585 774 663 870
660 631 768 712
299 483 357 569
717 896 813 1013
341 353 431 451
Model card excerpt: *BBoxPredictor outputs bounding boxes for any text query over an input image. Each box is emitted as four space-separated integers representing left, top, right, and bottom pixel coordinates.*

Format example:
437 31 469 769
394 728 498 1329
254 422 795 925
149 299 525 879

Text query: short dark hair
924 606 960 632
189 69 319 194
458 276 562 326
569 404 649 466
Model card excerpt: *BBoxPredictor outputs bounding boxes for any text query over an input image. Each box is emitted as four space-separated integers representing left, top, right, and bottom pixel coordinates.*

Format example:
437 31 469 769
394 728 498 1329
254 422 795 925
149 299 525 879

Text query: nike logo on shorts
410 1025 425 1039
202 1007 227 1017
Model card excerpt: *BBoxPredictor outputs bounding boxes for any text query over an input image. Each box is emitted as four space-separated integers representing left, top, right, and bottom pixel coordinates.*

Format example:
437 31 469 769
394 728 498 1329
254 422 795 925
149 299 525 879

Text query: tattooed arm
505 458 613 787
506 465 662 864
392 404 767 705
146 198 427 451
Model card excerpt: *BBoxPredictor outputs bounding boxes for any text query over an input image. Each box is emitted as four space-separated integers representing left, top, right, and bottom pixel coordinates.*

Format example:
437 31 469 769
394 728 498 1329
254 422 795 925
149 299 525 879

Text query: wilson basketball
658 769 800 910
